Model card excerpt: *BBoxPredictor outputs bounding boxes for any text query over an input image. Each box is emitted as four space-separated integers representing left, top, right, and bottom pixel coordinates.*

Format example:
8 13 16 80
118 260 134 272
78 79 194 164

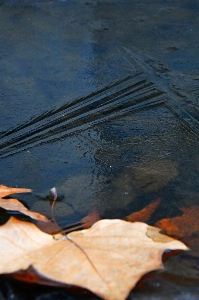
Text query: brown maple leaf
155 205 199 256
38 208 100 235
0 184 48 221
156 206 199 238
0 217 187 300
126 198 161 222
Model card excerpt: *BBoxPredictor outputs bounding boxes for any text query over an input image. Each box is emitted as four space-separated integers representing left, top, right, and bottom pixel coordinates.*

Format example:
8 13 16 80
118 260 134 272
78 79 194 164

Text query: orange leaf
0 184 32 198
81 207 100 229
0 184 48 221
155 206 199 256
0 217 187 300
126 198 161 222
156 206 199 238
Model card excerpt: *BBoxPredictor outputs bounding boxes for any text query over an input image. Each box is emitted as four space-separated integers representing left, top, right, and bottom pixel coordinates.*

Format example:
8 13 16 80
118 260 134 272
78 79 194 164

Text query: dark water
1 0 199 299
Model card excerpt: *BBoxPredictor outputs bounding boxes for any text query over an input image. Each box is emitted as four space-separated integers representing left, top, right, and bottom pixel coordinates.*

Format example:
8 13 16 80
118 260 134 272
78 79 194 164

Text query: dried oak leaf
0 184 48 221
0 217 187 300
155 206 199 256
126 198 161 222
156 206 199 239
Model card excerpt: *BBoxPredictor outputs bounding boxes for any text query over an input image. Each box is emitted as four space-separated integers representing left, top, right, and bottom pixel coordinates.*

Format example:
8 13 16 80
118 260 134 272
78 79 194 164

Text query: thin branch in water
49 187 57 224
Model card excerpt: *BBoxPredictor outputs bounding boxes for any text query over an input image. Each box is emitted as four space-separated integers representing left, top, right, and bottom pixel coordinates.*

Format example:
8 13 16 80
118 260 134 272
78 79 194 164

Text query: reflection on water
1 0 199 299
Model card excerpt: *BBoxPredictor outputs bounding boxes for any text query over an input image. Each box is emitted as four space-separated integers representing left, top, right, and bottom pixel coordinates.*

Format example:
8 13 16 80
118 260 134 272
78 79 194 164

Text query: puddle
1 0 199 299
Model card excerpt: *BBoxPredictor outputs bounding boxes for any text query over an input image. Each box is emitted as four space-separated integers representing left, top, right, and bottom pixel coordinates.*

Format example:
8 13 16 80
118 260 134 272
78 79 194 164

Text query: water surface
1 0 199 299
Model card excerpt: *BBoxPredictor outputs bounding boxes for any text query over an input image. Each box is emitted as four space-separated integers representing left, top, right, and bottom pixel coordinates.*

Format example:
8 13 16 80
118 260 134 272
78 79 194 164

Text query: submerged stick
49 187 58 224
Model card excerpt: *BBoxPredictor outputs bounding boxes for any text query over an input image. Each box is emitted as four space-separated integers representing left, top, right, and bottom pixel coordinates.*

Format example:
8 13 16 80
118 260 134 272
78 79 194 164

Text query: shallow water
1 0 199 299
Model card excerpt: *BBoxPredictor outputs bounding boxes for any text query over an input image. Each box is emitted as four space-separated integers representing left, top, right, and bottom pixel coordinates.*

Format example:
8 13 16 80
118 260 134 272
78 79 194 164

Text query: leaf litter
0 185 189 300
156 205 199 256
0 217 187 300
0 184 48 221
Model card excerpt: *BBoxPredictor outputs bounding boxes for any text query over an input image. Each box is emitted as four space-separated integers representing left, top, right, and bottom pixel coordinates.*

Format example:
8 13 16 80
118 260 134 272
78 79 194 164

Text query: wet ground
1 0 199 299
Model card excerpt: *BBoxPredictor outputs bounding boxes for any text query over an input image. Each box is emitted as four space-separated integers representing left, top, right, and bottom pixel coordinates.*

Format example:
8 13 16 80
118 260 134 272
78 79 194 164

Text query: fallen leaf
156 206 199 238
0 184 32 198
38 208 100 235
155 205 199 256
0 217 187 300
80 207 100 229
126 198 161 222
0 184 48 221
36 219 61 234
